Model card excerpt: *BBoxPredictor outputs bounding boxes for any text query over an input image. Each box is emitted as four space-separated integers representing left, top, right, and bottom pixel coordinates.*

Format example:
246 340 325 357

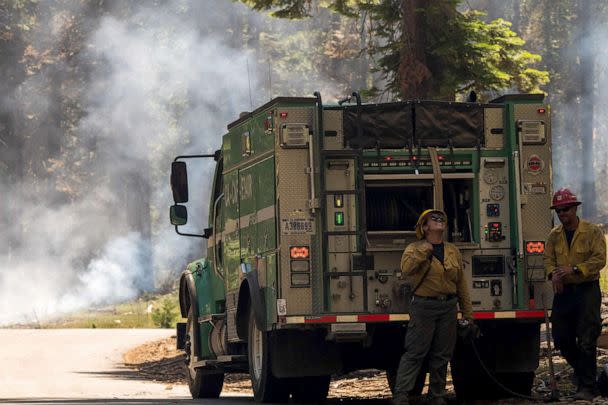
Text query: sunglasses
429 214 445 223
555 206 574 214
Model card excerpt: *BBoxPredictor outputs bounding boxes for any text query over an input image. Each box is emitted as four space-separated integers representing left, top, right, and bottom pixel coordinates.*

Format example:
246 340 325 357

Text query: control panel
485 222 504 242
486 203 500 217
479 157 510 248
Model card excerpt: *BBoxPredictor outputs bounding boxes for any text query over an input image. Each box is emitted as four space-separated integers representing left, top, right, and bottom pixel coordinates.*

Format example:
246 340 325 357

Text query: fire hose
462 311 560 402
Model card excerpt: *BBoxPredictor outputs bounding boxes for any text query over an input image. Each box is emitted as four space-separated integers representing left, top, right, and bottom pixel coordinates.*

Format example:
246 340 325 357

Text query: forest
0 0 606 323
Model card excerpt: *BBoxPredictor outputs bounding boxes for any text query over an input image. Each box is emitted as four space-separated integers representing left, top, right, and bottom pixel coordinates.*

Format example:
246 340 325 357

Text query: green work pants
394 296 458 400
551 280 602 390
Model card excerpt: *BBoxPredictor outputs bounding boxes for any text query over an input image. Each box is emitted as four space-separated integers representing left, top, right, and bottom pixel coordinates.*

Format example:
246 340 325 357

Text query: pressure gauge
483 169 498 184
489 185 505 201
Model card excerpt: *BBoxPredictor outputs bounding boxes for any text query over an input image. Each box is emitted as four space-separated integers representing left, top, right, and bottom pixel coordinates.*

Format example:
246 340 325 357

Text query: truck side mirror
203 227 213 239
171 161 189 203
170 204 188 226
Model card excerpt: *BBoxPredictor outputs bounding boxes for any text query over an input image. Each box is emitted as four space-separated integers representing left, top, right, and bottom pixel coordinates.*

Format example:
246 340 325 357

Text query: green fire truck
170 93 553 402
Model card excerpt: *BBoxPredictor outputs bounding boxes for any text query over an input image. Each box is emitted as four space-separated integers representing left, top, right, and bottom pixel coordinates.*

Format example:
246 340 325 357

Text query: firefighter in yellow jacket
545 188 606 401
392 209 473 405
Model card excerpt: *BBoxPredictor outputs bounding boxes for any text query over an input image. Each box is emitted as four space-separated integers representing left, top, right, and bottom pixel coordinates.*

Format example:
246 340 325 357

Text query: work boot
573 387 595 401
390 394 409 405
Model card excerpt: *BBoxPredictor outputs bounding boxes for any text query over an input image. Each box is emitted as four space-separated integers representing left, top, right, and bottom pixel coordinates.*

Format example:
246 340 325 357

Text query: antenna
268 57 272 101
246 58 253 111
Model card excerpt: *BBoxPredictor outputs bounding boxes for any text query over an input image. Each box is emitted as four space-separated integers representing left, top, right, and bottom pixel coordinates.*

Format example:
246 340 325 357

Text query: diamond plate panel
515 104 553 243
226 290 239 342
484 107 504 149
275 108 315 315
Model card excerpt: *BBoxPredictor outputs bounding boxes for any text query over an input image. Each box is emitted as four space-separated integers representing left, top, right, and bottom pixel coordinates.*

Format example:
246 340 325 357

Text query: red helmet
550 188 582 209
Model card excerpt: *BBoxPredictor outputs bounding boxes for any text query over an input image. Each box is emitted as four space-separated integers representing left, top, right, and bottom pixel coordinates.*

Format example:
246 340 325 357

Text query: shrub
151 298 179 328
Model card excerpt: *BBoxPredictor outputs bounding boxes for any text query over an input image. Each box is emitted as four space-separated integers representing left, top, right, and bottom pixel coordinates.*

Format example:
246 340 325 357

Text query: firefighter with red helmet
392 209 473 405
544 188 606 400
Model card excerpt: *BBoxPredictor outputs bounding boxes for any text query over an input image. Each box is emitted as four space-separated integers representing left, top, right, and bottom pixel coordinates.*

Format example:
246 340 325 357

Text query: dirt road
0 329 388 405
0 329 203 405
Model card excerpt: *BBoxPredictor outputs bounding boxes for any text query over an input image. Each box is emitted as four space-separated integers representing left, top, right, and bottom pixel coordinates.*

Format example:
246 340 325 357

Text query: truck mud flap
270 330 342 378
176 322 187 350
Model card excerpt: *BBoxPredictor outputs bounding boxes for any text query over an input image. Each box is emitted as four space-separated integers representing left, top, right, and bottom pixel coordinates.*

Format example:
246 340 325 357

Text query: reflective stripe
223 205 275 235
494 311 516 319
225 219 238 234
282 310 546 325
336 315 358 323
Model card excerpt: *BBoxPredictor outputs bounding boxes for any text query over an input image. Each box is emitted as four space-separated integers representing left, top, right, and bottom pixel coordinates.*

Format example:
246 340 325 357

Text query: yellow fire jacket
544 219 606 283
400 240 473 319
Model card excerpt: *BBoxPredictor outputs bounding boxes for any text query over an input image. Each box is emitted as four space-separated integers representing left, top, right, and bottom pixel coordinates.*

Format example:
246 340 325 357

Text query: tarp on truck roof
342 101 486 149
342 102 413 149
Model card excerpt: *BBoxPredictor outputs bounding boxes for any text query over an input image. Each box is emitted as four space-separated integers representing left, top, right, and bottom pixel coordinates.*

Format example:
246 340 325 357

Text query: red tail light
290 246 310 259
526 241 545 254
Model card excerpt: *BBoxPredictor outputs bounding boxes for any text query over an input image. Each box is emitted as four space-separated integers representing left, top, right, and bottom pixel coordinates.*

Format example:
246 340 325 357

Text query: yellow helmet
415 209 447 240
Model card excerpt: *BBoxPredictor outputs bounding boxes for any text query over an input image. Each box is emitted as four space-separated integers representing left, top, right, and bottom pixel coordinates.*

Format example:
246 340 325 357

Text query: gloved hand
392 281 411 298
457 319 480 340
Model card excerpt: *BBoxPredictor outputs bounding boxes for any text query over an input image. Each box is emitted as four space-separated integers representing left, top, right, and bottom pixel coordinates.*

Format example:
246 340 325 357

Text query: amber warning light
290 246 310 259
526 241 545 254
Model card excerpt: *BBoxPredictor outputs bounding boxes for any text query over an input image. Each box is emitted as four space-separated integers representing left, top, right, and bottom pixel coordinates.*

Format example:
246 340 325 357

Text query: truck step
192 355 247 369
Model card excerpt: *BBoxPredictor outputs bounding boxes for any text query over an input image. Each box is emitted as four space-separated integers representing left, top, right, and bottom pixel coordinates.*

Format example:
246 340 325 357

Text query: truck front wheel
185 307 224 398
248 306 289 402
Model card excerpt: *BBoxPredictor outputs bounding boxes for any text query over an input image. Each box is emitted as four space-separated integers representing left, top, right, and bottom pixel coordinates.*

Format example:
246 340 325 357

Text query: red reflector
290 246 309 259
280 112 288 118
412 156 418 161
526 241 545 254
385 156 392 161
537 108 546 114
438 155 445 161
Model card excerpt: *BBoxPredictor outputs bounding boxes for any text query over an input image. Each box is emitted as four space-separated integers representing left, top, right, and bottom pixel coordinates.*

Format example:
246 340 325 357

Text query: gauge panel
489 185 505 201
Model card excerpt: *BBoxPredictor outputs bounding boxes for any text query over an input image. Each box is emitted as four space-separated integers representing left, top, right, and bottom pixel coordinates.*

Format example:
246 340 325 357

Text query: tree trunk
397 0 456 100
397 0 431 99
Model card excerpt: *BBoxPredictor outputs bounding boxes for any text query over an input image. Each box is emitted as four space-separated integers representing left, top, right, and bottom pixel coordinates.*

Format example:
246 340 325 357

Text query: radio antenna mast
268 58 272 101
247 58 253 111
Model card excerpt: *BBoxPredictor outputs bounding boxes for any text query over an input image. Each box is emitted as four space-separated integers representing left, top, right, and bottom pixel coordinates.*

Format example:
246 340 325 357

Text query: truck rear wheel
185 307 224 398
248 307 289 402
290 375 331 403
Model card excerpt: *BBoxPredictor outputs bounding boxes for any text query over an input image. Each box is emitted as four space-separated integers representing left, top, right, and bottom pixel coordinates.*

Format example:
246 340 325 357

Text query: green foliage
151 297 179 329
239 0 549 100
454 12 549 95
241 0 312 18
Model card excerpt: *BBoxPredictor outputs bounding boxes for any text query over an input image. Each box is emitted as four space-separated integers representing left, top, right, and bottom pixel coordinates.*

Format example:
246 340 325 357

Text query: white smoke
0 1 256 325
0 0 350 326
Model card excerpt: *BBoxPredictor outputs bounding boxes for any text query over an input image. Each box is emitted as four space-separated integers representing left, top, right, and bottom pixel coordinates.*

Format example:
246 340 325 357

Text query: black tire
185 307 224 398
290 375 331 403
247 306 289 403
386 360 427 397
